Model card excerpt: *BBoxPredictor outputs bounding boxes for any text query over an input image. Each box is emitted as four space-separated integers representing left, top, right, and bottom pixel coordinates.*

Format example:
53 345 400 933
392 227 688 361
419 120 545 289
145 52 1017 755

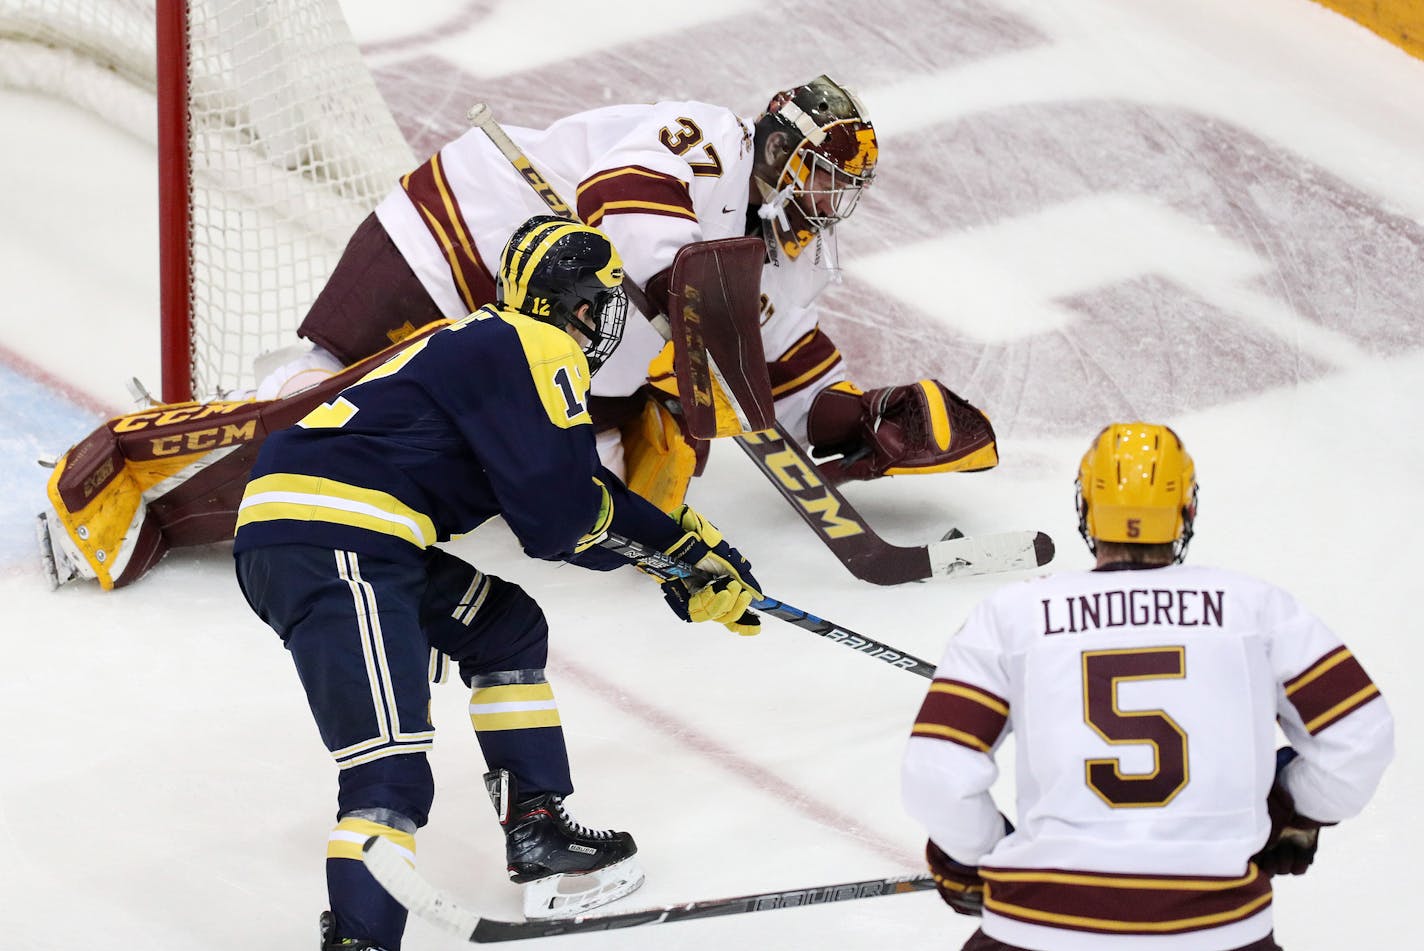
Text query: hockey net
0 0 414 401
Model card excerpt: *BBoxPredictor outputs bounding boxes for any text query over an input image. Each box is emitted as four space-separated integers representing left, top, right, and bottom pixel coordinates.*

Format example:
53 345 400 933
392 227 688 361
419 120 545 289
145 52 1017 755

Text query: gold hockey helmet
1076 422 1197 562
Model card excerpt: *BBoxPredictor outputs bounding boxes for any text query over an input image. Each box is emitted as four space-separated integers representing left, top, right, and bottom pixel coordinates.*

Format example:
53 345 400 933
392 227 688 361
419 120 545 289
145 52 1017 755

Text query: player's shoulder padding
496 310 593 430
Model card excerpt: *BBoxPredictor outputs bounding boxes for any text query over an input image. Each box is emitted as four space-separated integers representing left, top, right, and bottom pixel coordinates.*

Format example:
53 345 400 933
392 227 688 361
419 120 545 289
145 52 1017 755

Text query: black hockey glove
1251 747 1323 877
926 839 984 917
658 505 762 636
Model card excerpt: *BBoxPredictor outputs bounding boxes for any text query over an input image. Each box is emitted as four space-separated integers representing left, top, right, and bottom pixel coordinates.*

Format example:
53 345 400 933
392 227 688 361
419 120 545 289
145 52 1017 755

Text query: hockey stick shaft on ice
600 532 937 678
362 835 933 942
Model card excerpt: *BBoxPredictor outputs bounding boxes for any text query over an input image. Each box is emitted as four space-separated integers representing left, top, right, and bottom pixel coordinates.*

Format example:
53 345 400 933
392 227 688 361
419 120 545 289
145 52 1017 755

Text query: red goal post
1 0 414 402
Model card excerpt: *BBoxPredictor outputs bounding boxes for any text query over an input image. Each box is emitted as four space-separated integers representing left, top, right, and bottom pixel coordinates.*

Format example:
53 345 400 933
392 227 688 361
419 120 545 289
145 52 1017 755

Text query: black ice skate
484 768 644 920
318 910 388 950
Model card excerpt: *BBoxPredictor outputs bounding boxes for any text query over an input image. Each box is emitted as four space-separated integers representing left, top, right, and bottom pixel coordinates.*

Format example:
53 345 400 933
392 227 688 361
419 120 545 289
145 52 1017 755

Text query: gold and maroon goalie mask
752 74 878 260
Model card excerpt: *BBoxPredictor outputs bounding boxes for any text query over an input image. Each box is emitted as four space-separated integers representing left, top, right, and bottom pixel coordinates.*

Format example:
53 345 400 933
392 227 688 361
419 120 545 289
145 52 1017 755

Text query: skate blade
35 513 62 589
522 856 646 921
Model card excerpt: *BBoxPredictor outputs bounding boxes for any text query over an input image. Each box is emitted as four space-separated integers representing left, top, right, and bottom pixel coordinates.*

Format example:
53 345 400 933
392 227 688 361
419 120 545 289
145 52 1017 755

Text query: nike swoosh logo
723 205 737 213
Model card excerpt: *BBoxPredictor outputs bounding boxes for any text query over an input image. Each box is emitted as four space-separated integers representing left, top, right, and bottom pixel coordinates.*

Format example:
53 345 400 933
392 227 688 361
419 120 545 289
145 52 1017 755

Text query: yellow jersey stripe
985 890 1272 933
576 165 677 196
584 198 698 223
930 680 1010 716
912 722 992 753
1285 648 1353 696
1304 684 1381 733
770 350 842 397
982 867 1259 891
238 473 437 547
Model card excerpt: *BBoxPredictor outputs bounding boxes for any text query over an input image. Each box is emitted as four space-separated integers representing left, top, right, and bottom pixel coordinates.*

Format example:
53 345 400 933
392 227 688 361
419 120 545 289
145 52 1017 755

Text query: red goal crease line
0 343 118 420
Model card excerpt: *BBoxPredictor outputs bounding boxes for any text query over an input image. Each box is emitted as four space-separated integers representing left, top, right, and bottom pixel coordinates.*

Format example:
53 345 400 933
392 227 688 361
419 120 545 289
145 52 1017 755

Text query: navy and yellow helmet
497 216 629 372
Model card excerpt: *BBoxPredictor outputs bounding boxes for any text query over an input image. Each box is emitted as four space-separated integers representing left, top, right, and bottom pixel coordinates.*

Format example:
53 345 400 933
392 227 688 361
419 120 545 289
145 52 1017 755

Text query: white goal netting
0 0 414 399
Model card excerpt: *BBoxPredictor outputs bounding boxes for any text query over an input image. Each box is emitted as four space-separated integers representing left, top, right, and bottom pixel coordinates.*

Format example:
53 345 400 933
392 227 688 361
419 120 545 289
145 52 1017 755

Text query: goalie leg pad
618 396 704 512
807 379 999 484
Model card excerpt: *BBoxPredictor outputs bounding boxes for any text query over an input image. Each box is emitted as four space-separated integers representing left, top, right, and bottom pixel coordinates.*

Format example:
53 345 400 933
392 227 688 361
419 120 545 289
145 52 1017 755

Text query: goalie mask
497 216 629 373
752 74 878 262
1076 422 1198 563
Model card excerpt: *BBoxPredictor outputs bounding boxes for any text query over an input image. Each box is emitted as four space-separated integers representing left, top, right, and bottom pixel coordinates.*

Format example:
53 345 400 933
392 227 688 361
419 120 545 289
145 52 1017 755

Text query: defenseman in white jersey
901 422 1392 951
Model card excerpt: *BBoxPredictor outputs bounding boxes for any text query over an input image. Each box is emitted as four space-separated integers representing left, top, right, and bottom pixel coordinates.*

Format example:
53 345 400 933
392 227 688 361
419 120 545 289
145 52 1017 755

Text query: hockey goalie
38 75 1000 590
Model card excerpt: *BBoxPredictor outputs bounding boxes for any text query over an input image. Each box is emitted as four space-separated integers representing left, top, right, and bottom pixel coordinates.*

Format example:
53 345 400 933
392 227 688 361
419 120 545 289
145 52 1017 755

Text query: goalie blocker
654 235 774 440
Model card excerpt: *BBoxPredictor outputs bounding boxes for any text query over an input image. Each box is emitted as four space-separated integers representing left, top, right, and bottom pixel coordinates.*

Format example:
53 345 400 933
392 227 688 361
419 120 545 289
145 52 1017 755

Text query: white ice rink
0 1 1419 948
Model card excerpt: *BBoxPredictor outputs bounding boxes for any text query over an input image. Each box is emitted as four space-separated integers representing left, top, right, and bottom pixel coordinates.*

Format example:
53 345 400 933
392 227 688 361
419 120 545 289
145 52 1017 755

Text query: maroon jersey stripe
982 864 1272 935
399 154 496 311
1284 647 1381 734
911 678 1009 752
575 165 696 227
769 327 843 398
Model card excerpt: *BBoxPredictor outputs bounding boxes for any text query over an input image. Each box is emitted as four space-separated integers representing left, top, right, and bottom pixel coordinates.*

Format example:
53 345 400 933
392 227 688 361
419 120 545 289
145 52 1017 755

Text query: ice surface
1 0 1419 948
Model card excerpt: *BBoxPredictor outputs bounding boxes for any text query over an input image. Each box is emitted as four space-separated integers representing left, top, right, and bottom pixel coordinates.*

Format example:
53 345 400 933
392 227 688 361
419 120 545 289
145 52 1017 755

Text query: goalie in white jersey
901 422 1392 951
37 74 1001 592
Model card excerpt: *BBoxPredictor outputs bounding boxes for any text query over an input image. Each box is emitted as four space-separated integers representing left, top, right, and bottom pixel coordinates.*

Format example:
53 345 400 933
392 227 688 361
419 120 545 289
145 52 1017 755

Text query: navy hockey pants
236 542 575 811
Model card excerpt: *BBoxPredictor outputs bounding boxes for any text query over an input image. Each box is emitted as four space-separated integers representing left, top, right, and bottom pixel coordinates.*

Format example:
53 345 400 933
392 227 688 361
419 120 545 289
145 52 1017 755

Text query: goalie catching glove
658 505 762 636
807 380 999 484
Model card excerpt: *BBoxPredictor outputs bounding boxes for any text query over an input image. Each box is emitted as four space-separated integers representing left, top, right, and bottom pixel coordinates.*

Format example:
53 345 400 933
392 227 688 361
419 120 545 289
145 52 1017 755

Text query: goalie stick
361 835 933 943
736 426 1055 585
600 532 937 678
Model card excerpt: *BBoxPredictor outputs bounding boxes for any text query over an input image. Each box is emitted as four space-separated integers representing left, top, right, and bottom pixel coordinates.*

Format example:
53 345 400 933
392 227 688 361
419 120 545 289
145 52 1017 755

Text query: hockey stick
600 532 937 678
362 835 933 943
467 103 1052 587
735 426 1055 585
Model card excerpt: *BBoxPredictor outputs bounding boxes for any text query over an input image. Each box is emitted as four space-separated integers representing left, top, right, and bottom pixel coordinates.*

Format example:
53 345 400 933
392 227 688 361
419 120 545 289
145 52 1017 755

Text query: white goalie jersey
902 563 1393 951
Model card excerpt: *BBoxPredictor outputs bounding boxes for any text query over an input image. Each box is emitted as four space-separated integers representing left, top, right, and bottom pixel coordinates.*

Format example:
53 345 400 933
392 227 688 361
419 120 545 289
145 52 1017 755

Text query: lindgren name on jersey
1040 586 1224 636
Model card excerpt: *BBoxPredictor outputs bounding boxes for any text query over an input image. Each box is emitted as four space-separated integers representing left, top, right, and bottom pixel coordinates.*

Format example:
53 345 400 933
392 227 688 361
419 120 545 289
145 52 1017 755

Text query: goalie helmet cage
0 0 415 402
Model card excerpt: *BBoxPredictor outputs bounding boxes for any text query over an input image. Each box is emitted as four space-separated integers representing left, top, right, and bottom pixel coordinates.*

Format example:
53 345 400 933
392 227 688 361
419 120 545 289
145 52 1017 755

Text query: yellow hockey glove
660 505 762 636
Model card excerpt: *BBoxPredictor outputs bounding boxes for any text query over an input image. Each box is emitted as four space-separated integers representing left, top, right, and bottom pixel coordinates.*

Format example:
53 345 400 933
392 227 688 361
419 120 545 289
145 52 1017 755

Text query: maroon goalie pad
49 323 449 589
666 236 775 439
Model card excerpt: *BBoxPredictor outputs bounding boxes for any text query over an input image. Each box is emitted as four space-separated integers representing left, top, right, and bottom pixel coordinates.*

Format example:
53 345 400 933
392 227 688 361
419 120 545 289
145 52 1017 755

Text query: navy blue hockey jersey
233 305 681 564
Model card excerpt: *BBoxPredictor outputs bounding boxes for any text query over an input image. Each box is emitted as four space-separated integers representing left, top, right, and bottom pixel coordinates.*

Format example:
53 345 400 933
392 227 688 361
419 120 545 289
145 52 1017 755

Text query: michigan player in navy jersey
234 217 762 951
902 423 1392 951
